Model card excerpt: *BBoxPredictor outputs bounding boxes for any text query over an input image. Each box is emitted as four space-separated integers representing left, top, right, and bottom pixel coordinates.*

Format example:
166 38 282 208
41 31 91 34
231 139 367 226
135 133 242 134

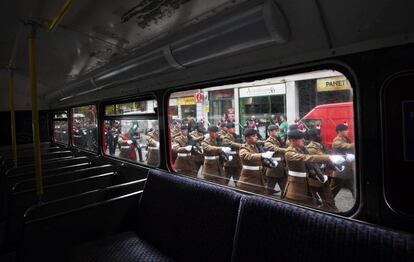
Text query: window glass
102 100 159 166
168 70 356 213
71 105 98 152
105 100 157 116
53 120 68 145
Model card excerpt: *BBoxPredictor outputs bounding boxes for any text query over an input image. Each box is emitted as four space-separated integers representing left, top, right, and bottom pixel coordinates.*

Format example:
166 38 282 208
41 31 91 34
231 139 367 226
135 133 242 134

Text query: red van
300 102 354 149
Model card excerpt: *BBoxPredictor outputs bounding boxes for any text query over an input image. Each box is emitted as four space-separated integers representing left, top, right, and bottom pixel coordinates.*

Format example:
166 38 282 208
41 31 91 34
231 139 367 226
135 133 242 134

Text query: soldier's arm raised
239 147 262 161
201 140 223 154
223 136 242 149
332 138 354 150
264 140 286 154
173 138 190 153
285 150 330 163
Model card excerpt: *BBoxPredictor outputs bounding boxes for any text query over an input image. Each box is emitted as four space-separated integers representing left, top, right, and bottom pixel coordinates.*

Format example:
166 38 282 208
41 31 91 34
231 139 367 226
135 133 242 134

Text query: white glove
346 153 355 162
221 147 231 154
184 145 192 152
322 175 328 183
228 156 233 161
261 151 274 159
126 140 133 145
204 134 210 139
155 142 160 147
271 159 278 167
329 155 346 165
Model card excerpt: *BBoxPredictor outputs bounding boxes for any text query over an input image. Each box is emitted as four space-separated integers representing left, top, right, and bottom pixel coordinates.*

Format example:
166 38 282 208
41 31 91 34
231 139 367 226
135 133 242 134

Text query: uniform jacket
306 141 327 187
238 143 265 194
146 130 159 166
264 136 286 178
332 135 354 179
222 133 242 167
173 134 195 174
201 137 225 183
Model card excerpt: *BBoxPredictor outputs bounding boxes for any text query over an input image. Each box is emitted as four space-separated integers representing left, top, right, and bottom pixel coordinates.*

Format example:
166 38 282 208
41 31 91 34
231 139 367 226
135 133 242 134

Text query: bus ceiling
0 0 414 109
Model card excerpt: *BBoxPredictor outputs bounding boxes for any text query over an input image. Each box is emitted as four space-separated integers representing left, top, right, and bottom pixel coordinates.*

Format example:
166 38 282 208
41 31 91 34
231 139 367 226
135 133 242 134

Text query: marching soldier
222 122 243 186
173 125 197 177
330 124 355 197
263 125 287 195
238 128 273 194
306 128 338 212
171 119 182 139
190 121 206 172
201 126 231 185
283 130 346 206
146 121 160 166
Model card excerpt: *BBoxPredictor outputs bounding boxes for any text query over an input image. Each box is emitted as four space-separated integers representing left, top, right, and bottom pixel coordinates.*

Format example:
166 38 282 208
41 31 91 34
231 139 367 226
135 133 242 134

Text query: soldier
330 124 355 197
171 119 182 139
118 133 137 161
238 128 274 195
201 126 231 185
222 122 243 186
190 121 205 172
263 125 287 195
107 120 120 155
283 130 346 206
146 121 160 166
173 125 197 177
218 122 228 138
128 121 143 162
306 128 338 212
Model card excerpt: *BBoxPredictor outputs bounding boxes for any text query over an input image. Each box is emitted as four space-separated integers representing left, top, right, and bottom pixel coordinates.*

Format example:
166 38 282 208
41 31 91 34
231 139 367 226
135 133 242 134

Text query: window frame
69 103 99 154
100 95 160 167
163 62 361 217
51 109 69 147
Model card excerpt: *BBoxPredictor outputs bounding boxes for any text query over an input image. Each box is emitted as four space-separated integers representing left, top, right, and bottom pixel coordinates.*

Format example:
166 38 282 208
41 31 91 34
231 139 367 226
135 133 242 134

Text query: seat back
137 169 241 262
232 195 414 262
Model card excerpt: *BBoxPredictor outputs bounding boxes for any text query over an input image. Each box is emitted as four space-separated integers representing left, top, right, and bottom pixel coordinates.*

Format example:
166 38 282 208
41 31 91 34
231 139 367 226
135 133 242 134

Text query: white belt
148 146 159 149
177 153 191 157
243 165 262 171
120 146 130 149
205 156 219 160
229 151 237 155
288 171 307 178
271 157 282 161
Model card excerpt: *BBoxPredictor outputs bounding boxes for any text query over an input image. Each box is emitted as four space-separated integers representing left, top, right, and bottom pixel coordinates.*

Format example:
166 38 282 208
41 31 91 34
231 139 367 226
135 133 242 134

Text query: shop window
71 105 98 152
52 111 68 145
102 99 159 166
168 70 356 214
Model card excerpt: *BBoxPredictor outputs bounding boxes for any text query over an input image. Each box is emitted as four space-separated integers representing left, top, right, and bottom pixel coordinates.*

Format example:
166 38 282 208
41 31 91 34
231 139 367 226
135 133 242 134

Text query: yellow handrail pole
45 0 76 32
28 25 43 199
8 71 18 167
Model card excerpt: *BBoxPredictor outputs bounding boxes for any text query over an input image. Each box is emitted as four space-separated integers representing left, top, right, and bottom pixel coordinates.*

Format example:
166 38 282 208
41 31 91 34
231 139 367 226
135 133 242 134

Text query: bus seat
232 195 414 262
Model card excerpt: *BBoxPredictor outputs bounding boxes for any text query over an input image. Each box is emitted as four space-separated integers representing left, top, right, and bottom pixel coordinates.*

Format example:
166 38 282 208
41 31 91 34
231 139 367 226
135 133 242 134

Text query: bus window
102 99 159 166
168 70 356 213
52 111 68 145
71 105 98 152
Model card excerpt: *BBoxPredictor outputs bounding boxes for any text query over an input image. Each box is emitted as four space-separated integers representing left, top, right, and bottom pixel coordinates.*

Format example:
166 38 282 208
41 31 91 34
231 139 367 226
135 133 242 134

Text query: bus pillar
8 70 17 167
28 24 44 199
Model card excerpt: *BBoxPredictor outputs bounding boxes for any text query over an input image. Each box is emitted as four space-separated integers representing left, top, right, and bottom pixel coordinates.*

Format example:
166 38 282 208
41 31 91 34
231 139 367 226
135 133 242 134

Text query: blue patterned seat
70 169 242 262
232 195 414 262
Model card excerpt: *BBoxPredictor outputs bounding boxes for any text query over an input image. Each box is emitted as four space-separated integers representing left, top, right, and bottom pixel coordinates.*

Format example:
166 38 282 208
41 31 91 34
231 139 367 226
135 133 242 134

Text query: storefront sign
317 76 351 92
210 89 234 99
205 105 210 112
239 83 285 98
179 96 196 105
194 92 204 103
169 98 178 106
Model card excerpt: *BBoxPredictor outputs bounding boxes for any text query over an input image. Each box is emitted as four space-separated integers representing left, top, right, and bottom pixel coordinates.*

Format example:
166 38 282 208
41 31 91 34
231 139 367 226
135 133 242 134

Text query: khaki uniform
173 135 197 177
306 141 338 212
331 135 355 197
190 130 205 172
218 129 227 138
263 136 287 195
284 145 331 206
170 126 181 162
238 143 266 194
201 137 226 185
222 133 243 186
146 130 159 166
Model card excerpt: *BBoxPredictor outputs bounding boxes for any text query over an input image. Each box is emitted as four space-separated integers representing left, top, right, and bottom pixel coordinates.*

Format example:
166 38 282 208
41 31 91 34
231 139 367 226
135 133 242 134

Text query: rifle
256 143 277 168
300 147 329 183
216 137 231 162
187 135 203 155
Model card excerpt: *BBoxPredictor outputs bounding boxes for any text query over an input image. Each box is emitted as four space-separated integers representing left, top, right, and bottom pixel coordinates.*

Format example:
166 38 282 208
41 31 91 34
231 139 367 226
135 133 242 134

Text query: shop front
208 89 234 125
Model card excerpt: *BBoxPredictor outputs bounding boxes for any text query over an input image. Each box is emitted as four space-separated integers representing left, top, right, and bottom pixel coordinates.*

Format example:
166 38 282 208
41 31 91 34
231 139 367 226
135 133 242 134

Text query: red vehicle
300 102 354 149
